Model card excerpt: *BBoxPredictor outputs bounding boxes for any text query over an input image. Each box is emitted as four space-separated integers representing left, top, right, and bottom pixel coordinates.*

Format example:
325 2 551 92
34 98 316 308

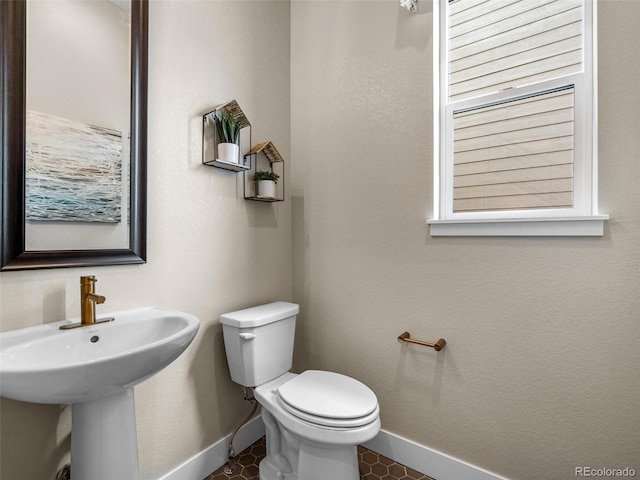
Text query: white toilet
220 301 381 480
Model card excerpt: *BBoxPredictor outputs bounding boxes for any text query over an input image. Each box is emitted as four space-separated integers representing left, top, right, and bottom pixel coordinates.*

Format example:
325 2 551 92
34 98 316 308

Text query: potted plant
254 170 279 198
213 110 240 163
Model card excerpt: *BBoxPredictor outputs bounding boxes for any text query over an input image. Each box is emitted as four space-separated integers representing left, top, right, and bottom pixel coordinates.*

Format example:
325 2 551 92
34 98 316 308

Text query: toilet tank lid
220 302 300 328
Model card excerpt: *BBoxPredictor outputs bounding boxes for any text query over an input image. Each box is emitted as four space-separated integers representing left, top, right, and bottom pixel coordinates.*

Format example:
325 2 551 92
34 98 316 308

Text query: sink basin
0 306 200 480
0 306 199 404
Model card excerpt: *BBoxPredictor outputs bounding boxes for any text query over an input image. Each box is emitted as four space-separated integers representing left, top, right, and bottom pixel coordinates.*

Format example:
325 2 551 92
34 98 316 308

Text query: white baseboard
362 429 507 480
157 415 506 480
157 415 265 480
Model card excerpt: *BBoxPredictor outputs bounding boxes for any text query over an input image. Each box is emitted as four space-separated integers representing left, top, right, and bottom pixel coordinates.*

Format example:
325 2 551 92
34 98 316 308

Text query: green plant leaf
254 170 279 183
214 110 240 144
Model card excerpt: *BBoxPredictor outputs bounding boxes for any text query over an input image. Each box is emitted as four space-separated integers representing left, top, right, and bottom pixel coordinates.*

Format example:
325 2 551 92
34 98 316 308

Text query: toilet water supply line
224 387 260 475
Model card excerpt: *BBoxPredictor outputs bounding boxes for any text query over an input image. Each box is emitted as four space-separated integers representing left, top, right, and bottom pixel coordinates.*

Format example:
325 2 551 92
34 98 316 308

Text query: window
429 0 607 236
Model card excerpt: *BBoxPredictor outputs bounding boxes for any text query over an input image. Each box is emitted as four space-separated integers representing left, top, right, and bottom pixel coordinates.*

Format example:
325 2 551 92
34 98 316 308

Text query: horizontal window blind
452 87 574 212
449 0 583 102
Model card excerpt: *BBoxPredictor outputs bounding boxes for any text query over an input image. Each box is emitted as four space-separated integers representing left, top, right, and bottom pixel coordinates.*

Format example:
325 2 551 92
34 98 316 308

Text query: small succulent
213 110 240 144
254 170 279 183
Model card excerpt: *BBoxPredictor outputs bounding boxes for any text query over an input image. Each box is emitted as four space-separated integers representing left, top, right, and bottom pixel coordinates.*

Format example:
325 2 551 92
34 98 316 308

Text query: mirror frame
1 0 147 271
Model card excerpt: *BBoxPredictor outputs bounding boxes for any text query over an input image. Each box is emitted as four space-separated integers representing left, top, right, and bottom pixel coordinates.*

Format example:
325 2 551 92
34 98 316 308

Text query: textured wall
0 1 291 478
290 1 640 479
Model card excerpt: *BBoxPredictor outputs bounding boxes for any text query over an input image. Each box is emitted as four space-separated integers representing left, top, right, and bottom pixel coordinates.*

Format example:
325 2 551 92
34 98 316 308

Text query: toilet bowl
220 302 381 480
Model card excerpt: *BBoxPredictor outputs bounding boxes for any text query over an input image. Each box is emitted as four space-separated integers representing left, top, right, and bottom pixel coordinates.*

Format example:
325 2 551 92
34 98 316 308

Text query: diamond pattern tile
203 437 434 480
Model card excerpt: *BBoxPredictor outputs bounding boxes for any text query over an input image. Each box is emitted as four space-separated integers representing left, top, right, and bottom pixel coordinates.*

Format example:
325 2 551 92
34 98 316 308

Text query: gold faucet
60 276 113 330
80 275 105 325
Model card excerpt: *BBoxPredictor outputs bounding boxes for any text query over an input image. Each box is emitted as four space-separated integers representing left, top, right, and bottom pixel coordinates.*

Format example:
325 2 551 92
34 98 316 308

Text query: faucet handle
80 275 97 285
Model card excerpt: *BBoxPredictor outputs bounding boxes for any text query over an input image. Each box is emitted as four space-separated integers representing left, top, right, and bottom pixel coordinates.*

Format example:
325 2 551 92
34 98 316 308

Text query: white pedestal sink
0 307 200 480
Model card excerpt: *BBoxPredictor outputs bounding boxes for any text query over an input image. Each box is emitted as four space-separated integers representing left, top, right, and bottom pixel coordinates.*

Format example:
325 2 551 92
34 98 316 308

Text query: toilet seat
276 370 379 428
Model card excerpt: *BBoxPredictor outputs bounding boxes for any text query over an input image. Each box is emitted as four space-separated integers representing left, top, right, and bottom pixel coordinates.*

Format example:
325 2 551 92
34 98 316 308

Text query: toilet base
255 373 379 480
259 430 359 480
298 442 359 480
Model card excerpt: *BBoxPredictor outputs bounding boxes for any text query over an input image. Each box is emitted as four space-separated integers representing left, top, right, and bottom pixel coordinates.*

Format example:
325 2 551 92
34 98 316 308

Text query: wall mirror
1 0 147 271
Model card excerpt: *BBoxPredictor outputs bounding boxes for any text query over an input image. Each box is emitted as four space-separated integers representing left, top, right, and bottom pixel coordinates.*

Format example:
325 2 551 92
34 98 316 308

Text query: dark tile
361 450 379 466
371 461 389 477
204 437 435 480
389 463 407 477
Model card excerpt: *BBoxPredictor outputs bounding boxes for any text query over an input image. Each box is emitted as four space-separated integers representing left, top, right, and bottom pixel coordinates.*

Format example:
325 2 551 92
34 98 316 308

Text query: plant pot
217 143 240 164
257 180 276 199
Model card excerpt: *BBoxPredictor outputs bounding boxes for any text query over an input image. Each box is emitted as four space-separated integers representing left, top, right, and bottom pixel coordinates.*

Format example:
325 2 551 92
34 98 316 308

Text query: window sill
427 215 609 237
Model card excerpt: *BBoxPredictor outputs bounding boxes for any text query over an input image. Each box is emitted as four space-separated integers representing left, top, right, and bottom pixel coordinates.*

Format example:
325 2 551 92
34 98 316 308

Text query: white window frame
429 0 608 236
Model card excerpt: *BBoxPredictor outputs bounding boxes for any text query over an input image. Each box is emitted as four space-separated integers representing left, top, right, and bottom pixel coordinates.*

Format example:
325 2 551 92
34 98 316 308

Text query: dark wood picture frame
1 0 148 271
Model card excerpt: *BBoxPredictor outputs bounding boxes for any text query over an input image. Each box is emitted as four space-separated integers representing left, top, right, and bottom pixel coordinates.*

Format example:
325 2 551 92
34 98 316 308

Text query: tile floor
204 436 435 480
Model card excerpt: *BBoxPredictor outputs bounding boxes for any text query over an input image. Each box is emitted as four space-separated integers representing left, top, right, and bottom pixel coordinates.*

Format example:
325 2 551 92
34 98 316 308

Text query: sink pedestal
72 389 139 480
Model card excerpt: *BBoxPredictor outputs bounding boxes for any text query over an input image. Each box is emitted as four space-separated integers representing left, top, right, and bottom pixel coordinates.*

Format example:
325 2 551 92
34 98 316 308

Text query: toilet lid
277 370 378 426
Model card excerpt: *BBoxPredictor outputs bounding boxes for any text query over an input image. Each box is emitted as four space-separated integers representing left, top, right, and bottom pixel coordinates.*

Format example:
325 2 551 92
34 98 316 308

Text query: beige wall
0 1 291 478
290 1 640 480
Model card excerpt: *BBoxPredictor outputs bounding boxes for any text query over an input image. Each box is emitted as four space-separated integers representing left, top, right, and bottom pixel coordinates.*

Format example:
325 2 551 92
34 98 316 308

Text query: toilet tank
220 302 299 387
